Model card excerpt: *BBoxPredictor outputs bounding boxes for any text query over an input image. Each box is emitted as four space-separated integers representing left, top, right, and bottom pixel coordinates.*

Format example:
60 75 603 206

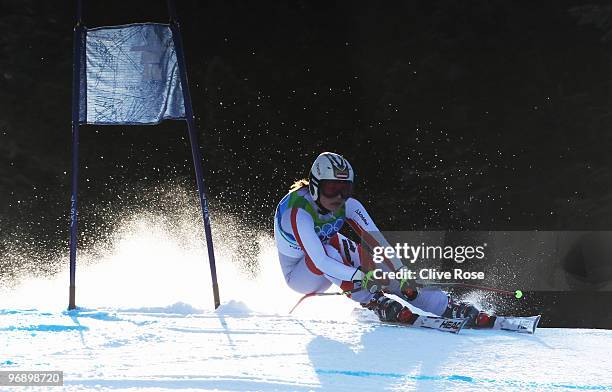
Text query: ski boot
363 292 416 323
442 298 494 328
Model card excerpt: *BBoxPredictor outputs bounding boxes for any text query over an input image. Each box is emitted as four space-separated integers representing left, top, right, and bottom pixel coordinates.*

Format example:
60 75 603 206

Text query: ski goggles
319 180 353 199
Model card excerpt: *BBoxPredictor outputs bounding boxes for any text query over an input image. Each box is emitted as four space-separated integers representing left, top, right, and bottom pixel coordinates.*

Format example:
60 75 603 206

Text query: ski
406 314 469 334
471 315 541 334
351 308 469 334
352 308 541 334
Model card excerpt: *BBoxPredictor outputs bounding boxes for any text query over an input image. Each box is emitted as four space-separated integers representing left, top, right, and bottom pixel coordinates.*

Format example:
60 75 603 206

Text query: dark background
1 1 611 326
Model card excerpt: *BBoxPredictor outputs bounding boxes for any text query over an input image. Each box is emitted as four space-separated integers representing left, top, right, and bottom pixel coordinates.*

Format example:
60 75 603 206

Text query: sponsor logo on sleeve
355 209 369 226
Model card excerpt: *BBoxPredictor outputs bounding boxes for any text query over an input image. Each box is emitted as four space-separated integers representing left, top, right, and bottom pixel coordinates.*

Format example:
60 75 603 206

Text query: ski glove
399 278 419 301
352 267 387 293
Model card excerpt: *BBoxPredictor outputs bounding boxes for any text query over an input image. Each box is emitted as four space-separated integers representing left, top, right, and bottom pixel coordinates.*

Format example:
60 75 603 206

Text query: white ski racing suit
274 187 449 316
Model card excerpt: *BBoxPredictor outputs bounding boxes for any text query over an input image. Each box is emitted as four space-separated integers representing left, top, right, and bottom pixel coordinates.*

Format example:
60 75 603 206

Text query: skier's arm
344 198 404 271
289 207 361 282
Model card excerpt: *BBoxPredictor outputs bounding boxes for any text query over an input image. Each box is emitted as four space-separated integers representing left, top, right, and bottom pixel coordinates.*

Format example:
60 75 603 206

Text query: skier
274 152 491 327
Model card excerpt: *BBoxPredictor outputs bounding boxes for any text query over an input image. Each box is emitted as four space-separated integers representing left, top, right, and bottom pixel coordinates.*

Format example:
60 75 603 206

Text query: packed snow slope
1 302 612 392
1 212 611 391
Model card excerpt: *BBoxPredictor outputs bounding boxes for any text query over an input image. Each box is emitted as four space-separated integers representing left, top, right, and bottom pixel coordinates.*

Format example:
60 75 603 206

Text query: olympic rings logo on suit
314 218 345 242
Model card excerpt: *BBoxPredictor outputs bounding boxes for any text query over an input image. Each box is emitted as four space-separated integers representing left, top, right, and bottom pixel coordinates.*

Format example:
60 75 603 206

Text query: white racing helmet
308 152 354 201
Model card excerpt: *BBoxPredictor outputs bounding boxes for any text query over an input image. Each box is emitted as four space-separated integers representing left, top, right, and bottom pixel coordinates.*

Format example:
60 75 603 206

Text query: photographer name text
373 268 485 281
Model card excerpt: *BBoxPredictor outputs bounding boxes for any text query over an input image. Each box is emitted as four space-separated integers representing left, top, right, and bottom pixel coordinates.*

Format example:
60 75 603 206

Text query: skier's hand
399 277 419 300
352 267 389 293
362 270 388 293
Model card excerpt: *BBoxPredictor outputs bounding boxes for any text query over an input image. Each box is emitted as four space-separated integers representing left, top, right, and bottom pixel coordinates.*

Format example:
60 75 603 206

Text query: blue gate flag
79 23 185 125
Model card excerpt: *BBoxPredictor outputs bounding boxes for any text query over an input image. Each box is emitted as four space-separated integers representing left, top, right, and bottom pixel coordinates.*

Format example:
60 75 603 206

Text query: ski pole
416 280 523 299
289 290 352 314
